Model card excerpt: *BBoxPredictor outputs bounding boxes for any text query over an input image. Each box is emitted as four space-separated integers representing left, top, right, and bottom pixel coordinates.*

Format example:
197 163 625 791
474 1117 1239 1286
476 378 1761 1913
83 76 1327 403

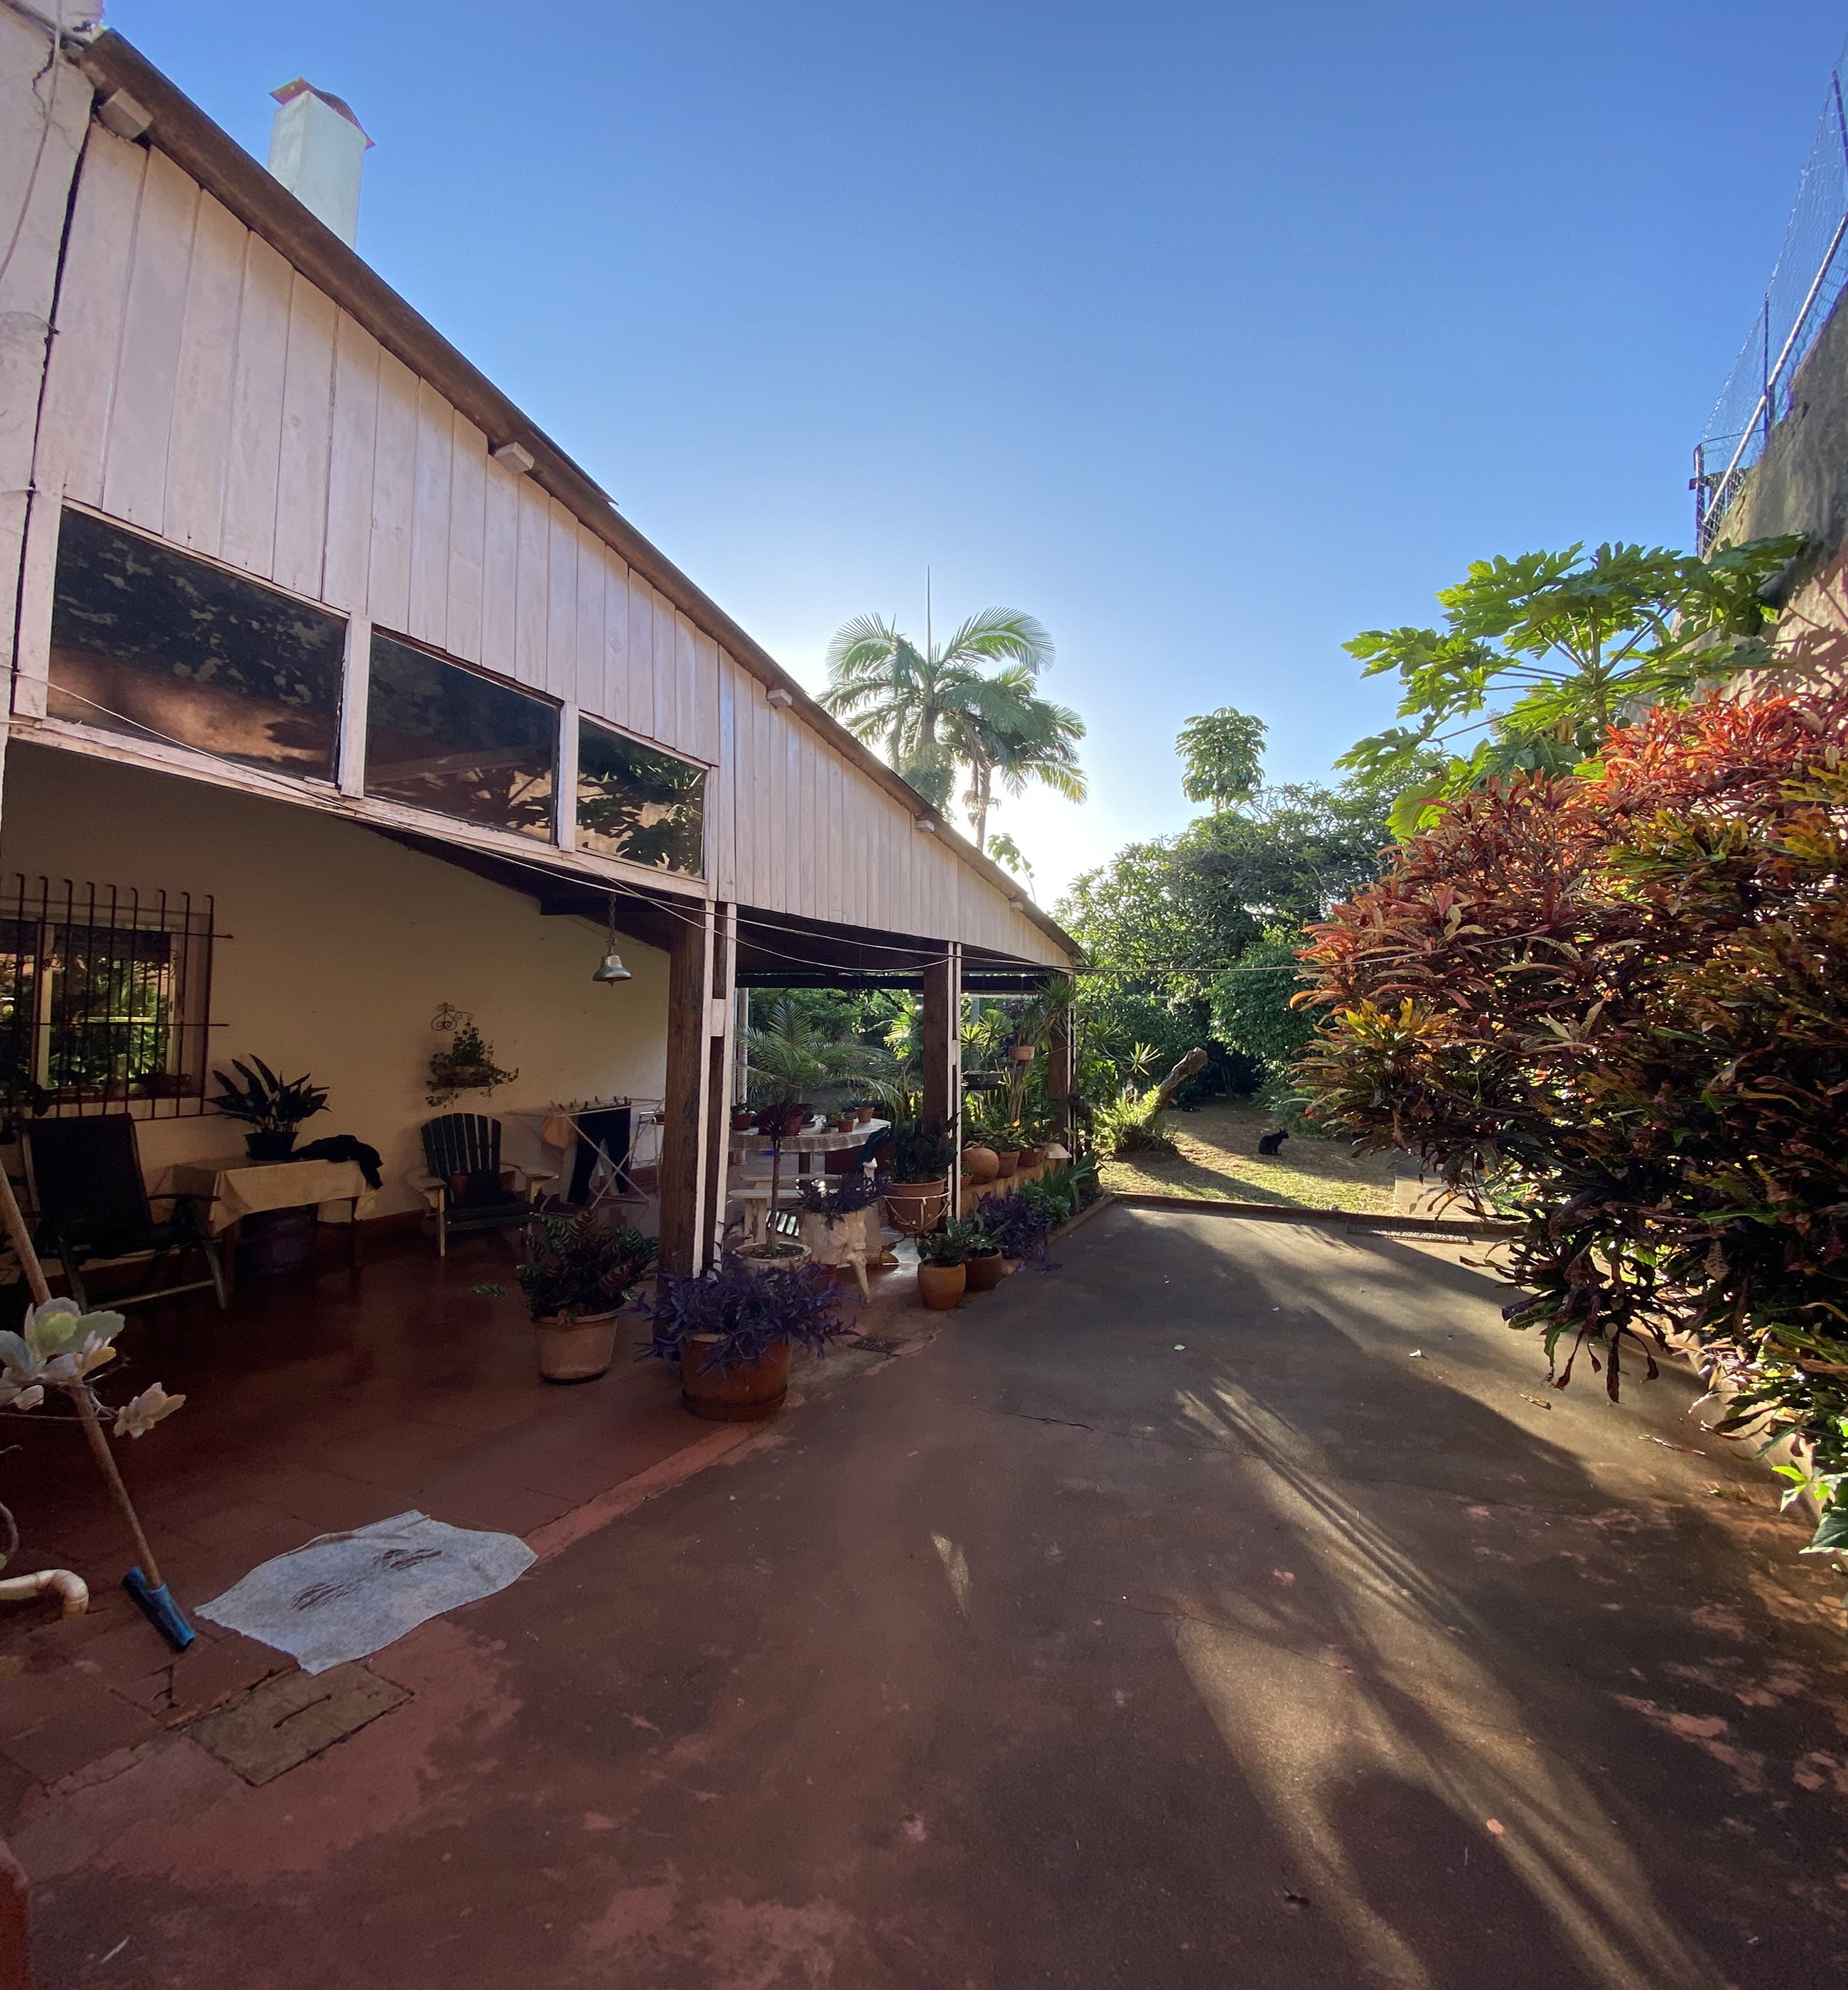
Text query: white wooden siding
26 122 1065 967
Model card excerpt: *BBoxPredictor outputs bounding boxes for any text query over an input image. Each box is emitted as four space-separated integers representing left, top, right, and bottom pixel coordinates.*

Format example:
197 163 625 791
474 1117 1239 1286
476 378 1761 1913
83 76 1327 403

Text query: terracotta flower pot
964 1252 1006 1292
731 1109 756 1131
1009 1045 1038 1062
1017 1146 1047 1171
882 1178 947 1234
854 1107 875 1125
917 1262 967 1310
679 1336 793 1421
534 1308 620 1383
993 1151 1020 1180
734 1242 812 1276
962 1144 1000 1184
245 1129 299 1161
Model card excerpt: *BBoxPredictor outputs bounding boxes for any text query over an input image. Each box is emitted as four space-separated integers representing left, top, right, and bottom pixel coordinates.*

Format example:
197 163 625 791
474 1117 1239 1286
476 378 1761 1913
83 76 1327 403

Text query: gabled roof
73 28 1080 967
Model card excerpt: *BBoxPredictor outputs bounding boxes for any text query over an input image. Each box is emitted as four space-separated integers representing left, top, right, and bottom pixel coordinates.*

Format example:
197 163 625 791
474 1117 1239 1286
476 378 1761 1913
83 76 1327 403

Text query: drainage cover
186 1664 409 1785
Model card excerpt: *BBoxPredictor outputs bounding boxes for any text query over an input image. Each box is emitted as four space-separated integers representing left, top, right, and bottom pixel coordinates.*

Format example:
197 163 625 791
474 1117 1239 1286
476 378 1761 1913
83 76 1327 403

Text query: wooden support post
659 900 735 1277
701 903 738 1266
1048 999 1075 1138
921 941 962 1180
659 903 716 1278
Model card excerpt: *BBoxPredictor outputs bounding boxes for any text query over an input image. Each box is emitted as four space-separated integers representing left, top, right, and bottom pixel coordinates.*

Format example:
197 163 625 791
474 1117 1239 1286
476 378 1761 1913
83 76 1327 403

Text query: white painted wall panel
366 349 417 633
321 313 379 610
161 190 244 556
100 146 196 534
479 453 519 671
272 277 336 598
218 232 291 579
21 116 1072 968
446 412 486 664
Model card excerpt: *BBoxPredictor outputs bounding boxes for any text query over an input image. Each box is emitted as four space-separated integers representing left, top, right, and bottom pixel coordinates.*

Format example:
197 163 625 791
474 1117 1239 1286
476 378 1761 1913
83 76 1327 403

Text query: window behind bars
0 878 216 1116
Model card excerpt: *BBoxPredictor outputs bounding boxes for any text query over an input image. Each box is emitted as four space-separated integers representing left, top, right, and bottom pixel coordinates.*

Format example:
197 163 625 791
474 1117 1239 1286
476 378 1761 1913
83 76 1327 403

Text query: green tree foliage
1207 934 1314 1067
1339 537 1804 836
1177 706 1267 812
1299 686 1848 1559
818 608 1085 837
986 831 1035 894
1058 780 1392 1088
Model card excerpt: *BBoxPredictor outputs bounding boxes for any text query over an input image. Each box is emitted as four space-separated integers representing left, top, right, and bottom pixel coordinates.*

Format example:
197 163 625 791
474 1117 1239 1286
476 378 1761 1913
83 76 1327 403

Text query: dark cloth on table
568 1108 632 1204
294 1135 384 1190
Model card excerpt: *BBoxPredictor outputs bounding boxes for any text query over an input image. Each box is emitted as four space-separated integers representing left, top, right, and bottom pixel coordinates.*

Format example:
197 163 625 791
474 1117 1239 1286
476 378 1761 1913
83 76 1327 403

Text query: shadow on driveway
22 1205 1848 1990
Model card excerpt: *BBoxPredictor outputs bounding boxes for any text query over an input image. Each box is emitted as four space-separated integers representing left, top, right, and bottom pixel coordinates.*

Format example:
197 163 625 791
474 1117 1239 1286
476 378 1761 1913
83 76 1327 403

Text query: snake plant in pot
645 1257 850 1421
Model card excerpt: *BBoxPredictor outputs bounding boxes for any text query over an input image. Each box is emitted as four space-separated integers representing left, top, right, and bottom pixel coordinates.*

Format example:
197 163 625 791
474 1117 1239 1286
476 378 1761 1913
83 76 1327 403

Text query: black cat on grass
1257 1129 1289 1156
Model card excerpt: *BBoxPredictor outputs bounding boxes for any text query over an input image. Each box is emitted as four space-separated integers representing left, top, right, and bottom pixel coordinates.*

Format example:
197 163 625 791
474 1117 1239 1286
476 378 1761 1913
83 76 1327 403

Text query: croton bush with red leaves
1296 688 1848 1558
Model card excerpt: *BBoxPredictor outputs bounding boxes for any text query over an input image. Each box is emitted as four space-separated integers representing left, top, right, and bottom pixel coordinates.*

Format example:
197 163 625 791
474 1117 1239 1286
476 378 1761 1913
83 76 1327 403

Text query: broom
0 1167 195 1651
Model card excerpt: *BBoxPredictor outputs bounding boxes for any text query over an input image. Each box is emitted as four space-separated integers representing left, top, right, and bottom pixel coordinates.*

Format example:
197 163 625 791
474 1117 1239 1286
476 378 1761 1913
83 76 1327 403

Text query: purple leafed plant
642 1258 853 1377
982 1191 1056 1267
796 1171 881 1220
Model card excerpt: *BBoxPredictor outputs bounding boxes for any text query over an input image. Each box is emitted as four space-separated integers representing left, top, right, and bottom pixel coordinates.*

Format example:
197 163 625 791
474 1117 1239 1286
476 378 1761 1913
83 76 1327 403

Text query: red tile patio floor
0 1222 930 1822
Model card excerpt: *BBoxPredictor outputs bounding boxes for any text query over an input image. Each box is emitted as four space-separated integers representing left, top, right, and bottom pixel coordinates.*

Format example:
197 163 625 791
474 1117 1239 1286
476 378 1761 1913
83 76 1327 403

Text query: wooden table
168 1154 375 1294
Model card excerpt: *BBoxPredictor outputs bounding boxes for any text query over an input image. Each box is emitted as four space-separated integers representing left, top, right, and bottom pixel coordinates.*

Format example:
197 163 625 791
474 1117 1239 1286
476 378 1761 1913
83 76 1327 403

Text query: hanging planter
426 1004 519 1107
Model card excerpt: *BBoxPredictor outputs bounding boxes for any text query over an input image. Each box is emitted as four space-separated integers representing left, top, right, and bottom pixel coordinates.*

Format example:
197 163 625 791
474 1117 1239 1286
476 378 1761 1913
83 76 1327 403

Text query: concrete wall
1712 289 1848 674
0 742 670 1215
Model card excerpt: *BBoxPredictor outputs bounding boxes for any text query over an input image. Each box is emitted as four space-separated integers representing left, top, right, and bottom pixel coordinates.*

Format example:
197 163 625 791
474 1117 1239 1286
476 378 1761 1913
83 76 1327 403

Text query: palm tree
954 663 1087 851
820 608 1060 814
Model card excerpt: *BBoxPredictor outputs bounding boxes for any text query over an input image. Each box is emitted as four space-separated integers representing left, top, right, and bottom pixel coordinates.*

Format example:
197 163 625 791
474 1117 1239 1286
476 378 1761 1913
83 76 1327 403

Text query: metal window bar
1696 41 1848 551
0 876 218 1118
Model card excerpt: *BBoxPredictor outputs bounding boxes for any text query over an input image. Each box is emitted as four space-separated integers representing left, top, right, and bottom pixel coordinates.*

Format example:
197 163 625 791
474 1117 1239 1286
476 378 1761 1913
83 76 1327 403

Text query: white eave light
492 442 534 475
914 814 936 833
766 687 794 709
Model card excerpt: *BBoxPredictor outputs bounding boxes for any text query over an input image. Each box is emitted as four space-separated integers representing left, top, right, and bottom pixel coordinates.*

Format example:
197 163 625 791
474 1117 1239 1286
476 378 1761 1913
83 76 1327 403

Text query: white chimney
267 80 371 247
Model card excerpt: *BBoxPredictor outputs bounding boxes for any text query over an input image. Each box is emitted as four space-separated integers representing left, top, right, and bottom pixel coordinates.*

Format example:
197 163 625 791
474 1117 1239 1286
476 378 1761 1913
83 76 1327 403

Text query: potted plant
959 1097 1000 1185
735 1099 814 1273
962 1221 1006 1292
426 1014 519 1107
915 1224 971 1310
645 1257 850 1421
210 1057 329 1161
796 1171 882 1298
517 1212 657 1382
880 1118 956 1234
991 1124 1023 1180
731 1104 756 1133
1016 1115 1053 1173
984 1190 1055 1273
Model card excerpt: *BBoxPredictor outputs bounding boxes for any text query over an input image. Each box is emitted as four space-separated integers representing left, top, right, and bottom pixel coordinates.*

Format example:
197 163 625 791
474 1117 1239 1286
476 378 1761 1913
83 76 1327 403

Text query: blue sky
105 0 1848 901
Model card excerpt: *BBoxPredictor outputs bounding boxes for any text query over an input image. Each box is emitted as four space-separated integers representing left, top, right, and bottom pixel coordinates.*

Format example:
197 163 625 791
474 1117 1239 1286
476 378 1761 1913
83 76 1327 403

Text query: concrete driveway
18 1205 1848 1989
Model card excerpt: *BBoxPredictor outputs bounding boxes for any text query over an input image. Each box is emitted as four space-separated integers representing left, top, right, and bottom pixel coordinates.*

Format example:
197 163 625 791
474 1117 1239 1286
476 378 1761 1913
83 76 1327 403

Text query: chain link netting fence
1696 48 1848 550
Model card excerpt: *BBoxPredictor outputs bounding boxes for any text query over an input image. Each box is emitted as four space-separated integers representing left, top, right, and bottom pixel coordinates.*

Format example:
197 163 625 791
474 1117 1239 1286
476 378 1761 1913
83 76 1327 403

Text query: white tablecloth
168 1154 376 1234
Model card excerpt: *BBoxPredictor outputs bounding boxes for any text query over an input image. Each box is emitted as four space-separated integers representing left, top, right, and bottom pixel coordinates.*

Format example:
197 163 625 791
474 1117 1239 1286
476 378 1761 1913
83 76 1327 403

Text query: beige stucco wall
0 742 670 1215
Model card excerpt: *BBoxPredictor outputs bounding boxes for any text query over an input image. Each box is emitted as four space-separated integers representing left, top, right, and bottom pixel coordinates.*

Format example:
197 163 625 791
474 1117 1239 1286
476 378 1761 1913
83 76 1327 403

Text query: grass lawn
1099 1095 1397 1214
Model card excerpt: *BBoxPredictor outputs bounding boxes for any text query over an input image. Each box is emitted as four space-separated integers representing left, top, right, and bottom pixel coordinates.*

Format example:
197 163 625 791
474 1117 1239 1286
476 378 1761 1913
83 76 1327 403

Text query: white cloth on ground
198 1510 535 1674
